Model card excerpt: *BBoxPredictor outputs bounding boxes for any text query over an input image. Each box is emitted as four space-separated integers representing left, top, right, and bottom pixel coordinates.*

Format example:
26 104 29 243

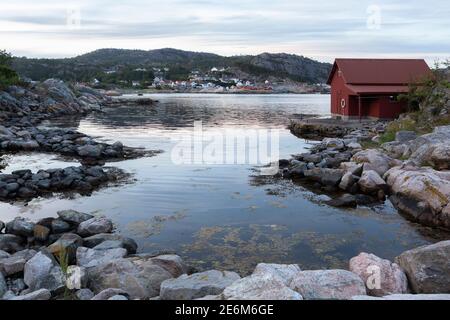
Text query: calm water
1 94 447 275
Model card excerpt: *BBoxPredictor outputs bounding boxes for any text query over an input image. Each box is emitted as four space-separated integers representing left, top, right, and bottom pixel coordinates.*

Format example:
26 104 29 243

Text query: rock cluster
1 212 449 300
0 166 128 201
279 125 450 230
0 125 154 164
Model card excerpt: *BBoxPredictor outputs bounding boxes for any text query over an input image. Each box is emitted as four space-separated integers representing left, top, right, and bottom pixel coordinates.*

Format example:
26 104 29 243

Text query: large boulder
5 217 35 237
223 273 303 300
0 249 37 276
47 233 83 263
385 165 450 229
408 126 450 169
349 253 408 296
395 131 417 143
252 263 301 286
23 250 65 293
77 217 113 237
86 255 180 299
9 289 51 300
303 168 344 186
289 270 366 300
76 247 127 268
395 241 450 294
352 149 400 176
160 270 241 300
77 145 103 158
0 234 24 253
358 170 388 194
82 233 137 254
57 210 94 225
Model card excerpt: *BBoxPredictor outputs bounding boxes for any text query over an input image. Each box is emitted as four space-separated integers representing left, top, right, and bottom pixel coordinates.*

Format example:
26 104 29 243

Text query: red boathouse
327 59 431 120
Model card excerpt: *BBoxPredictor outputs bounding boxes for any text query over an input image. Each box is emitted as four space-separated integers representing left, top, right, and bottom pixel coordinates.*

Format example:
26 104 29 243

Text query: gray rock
77 217 113 237
108 295 128 300
160 270 241 300
290 270 366 300
86 255 174 299
223 273 303 300
0 249 37 276
51 219 72 234
0 234 24 253
91 288 130 300
82 233 137 254
395 131 417 143
92 240 126 251
5 217 35 237
76 247 127 268
0 250 10 259
24 250 65 293
339 172 359 191
0 220 4 232
75 288 94 300
77 144 103 158
148 254 188 278
9 289 51 300
349 252 408 296
395 240 450 293
385 166 450 229
326 194 358 208
252 263 301 286
352 149 400 176
358 170 388 194
57 210 94 225
0 272 6 298
304 168 344 186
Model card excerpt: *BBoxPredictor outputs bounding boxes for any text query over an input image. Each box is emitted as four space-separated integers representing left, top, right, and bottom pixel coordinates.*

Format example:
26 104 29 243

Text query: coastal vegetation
0 50 20 90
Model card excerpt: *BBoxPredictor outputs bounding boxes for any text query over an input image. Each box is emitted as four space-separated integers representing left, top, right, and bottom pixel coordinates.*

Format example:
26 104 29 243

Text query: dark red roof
327 58 431 85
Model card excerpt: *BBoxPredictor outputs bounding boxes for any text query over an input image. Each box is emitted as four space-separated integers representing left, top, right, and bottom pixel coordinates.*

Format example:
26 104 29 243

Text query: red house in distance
327 59 431 120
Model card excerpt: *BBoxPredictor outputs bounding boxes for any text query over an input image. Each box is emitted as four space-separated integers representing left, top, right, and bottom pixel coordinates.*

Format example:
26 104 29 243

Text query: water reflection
1 94 448 274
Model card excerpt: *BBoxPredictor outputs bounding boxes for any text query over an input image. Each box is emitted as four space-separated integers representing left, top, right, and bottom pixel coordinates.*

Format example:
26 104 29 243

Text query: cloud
0 0 448 63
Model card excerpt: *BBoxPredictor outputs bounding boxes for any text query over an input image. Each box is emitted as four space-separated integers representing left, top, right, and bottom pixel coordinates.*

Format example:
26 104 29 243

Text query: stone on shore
47 233 83 263
77 217 113 237
289 270 366 300
0 249 37 276
5 217 35 237
33 225 51 242
358 170 388 194
23 250 65 293
326 194 358 208
75 288 94 300
395 131 417 143
303 168 344 186
82 233 137 254
76 246 127 268
91 288 130 300
252 263 301 286
395 240 450 294
9 289 52 300
385 165 450 229
349 253 408 296
352 149 400 176
86 255 177 299
160 270 241 300
0 234 24 253
57 210 94 225
223 273 303 300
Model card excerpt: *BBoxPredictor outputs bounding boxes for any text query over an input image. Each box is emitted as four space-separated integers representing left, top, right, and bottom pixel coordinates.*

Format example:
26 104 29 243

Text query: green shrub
0 50 19 89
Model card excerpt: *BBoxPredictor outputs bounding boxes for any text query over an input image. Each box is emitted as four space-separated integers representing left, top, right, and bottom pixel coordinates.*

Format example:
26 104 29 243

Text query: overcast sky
0 0 449 63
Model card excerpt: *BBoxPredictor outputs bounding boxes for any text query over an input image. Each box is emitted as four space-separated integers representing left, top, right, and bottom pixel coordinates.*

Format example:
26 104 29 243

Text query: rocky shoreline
0 79 160 201
0 212 449 300
279 121 450 231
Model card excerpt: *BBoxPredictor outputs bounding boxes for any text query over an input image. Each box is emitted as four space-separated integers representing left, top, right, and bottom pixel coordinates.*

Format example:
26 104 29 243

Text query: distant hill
12 48 332 85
